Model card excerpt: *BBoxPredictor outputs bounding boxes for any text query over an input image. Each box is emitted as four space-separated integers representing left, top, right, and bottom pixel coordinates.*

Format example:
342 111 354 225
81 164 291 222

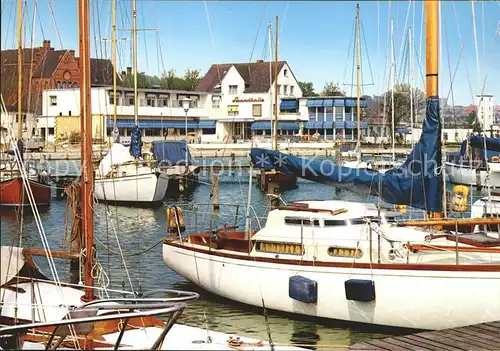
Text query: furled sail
129 125 142 159
250 96 443 212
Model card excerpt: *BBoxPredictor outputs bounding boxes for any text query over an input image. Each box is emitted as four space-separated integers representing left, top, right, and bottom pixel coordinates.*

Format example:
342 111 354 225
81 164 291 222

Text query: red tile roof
196 61 287 94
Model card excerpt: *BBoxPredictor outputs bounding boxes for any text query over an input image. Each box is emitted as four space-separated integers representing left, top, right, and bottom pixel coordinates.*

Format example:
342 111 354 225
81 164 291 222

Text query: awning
343 121 368 129
305 99 324 108
333 99 345 107
280 99 299 110
198 120 216 128
305 121 324 129
323 121 334 129
251 122 300 131
107 119 199 129
322 99 334 107
396 128 411 134
344 99 357 107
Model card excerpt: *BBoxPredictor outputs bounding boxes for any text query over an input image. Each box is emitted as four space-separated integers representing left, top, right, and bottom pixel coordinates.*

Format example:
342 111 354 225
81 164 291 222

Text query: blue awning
251 122 300 131
306 99 324 107
333 99 345 107
251 122 271 131
343 121 368 129
280 99 299 111
198 120 216 128
107 119 203 129
322 99 334 107
305 121 324 129
344 99 357 107
323 121 334 129
335 121 345 128
396 128 410 134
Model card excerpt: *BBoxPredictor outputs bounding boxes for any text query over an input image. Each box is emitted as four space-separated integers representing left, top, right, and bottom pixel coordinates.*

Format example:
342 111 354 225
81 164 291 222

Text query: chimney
126 67 132 75
42 40 51 49
256 60 264 63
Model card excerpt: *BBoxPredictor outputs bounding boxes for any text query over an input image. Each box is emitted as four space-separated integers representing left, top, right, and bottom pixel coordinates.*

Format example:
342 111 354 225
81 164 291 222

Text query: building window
68 111 71 116
212 96 220 108
202 128 216 135
158 97 168 107
48 127 55 135
252 104 262 117
146 96 156 107
277 85 281 95
128 97 134 106
56 81 62 89
284 69 288 76
290 86 294 96
50 96 57 106
283 85 288 95
228 85 238 95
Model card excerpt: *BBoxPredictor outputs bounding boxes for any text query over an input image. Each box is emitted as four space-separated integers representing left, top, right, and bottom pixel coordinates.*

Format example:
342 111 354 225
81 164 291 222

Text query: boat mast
112 0 118 139
272 16 278 151
17 0 22 140
132 0 138 126
78 0 95 301
355 4 361 154
268 23 273 143
390 20 395 163
409 27 415 148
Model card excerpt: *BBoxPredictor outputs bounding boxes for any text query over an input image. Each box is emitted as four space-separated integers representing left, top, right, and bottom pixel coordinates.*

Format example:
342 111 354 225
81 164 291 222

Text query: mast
78 0 95 301
273 15 278 151
355 3 361 153
17 0 22 139
409 27 415 148
390 20 396 163
132 0 138 126
268 23 273 143
112 0 117 138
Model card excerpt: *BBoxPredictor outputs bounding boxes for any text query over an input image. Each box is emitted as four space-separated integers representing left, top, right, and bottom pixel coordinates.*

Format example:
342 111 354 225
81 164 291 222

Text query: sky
1 0 499 106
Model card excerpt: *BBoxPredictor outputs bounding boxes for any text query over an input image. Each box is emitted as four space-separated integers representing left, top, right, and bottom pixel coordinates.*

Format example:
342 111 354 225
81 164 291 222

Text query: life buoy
166 206 185 233
451 185 469 212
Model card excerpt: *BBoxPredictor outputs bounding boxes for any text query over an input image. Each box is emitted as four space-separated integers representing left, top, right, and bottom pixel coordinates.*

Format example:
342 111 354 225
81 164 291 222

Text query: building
302 96 369 141
1 39 116 142
41 87 220 143
477 94 495 131
195 60 304 140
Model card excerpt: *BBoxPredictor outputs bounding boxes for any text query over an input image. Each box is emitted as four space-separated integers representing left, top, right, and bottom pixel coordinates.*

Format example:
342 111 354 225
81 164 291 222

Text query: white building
477 94 495 132
195 60 305 141
40 60 306 143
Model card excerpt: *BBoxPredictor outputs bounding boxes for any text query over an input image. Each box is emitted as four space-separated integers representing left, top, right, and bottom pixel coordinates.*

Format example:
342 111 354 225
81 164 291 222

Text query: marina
1 0 500 349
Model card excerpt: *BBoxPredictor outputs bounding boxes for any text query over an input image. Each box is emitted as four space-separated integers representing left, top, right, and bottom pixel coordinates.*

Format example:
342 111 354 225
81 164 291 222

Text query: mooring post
211 171 220 211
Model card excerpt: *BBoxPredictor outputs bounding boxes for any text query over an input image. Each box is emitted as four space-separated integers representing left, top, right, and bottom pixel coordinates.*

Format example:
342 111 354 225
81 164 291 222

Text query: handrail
399 218 500 227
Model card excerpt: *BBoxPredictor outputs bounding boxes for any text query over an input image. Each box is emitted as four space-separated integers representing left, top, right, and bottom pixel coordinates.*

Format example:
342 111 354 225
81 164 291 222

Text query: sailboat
93 0 169 205
258 16 298 192
0 1 307 350
162 2 500 330
0 5 51 208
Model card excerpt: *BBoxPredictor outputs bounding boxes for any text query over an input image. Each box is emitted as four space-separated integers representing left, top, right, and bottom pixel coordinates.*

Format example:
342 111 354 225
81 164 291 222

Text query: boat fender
289 275 317 303
395 204 407 214
166 206 186 233
451 185 469 213
345 279 375 302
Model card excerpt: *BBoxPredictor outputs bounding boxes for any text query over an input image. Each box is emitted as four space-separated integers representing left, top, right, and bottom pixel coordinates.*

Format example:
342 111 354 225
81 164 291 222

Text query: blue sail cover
129 125 142 158
250 97 443 212
152 140 192 166
460 136 500 154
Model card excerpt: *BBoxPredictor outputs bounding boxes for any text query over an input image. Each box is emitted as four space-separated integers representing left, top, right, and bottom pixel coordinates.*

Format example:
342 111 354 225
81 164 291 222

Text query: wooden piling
210 171 220 211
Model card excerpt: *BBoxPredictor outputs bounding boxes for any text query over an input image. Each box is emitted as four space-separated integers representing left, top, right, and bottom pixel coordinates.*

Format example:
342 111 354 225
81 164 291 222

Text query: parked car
24 137 45 152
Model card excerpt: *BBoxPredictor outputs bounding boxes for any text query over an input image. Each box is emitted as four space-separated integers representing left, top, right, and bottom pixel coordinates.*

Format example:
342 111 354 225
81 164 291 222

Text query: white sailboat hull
162 243 500 330
445 161 500 188
94 172 169 203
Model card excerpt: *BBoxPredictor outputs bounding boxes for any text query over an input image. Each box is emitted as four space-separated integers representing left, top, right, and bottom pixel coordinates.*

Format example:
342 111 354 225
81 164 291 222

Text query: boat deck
349 321 500 350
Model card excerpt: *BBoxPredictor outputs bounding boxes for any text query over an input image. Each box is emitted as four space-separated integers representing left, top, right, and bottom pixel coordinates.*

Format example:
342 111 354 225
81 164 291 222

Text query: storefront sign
232 97 264 103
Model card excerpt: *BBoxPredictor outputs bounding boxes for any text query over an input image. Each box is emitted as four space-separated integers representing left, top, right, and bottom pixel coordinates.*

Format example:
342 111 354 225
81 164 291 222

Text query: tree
298 81 319 97
380 83 426 142
321 82 345 97
120 71 152 89
467 110 481 133
183 69 203 91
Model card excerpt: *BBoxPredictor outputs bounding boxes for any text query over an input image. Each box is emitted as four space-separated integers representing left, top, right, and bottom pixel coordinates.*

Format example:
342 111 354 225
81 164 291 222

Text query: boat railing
0 299 186 350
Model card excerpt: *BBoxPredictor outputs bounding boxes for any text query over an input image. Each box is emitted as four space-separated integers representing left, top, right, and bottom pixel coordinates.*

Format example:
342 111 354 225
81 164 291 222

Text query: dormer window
229 85 237 95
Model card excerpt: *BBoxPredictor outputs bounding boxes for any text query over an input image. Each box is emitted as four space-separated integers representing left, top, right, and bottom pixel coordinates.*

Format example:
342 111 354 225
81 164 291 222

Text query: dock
349 321 500 350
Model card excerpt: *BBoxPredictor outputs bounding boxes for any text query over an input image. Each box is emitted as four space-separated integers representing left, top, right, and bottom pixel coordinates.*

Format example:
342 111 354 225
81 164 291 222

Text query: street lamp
180 97 192 166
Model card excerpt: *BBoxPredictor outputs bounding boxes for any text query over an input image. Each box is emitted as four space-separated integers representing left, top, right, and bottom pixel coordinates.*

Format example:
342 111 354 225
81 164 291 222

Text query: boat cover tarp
129 125 142 159
250 96 443 212
1 246 49 286
152 140 192 166
98 143 135 176
460 136 500 159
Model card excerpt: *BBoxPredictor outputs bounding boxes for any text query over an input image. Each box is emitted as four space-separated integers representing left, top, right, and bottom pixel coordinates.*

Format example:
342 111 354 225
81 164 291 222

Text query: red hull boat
259 170 298 191
0 177 52 207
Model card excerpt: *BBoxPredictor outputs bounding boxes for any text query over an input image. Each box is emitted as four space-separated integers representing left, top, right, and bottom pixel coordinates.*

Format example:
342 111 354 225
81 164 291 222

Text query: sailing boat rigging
0 0 51 208
163 1 500 330
0 1 306 349
93 0 169 205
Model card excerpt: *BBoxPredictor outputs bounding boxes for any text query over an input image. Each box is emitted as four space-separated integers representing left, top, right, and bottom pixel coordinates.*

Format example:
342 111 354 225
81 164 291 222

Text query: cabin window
324 218 365 226
255 241 304 255
284 217 320 226
327 246 363 258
